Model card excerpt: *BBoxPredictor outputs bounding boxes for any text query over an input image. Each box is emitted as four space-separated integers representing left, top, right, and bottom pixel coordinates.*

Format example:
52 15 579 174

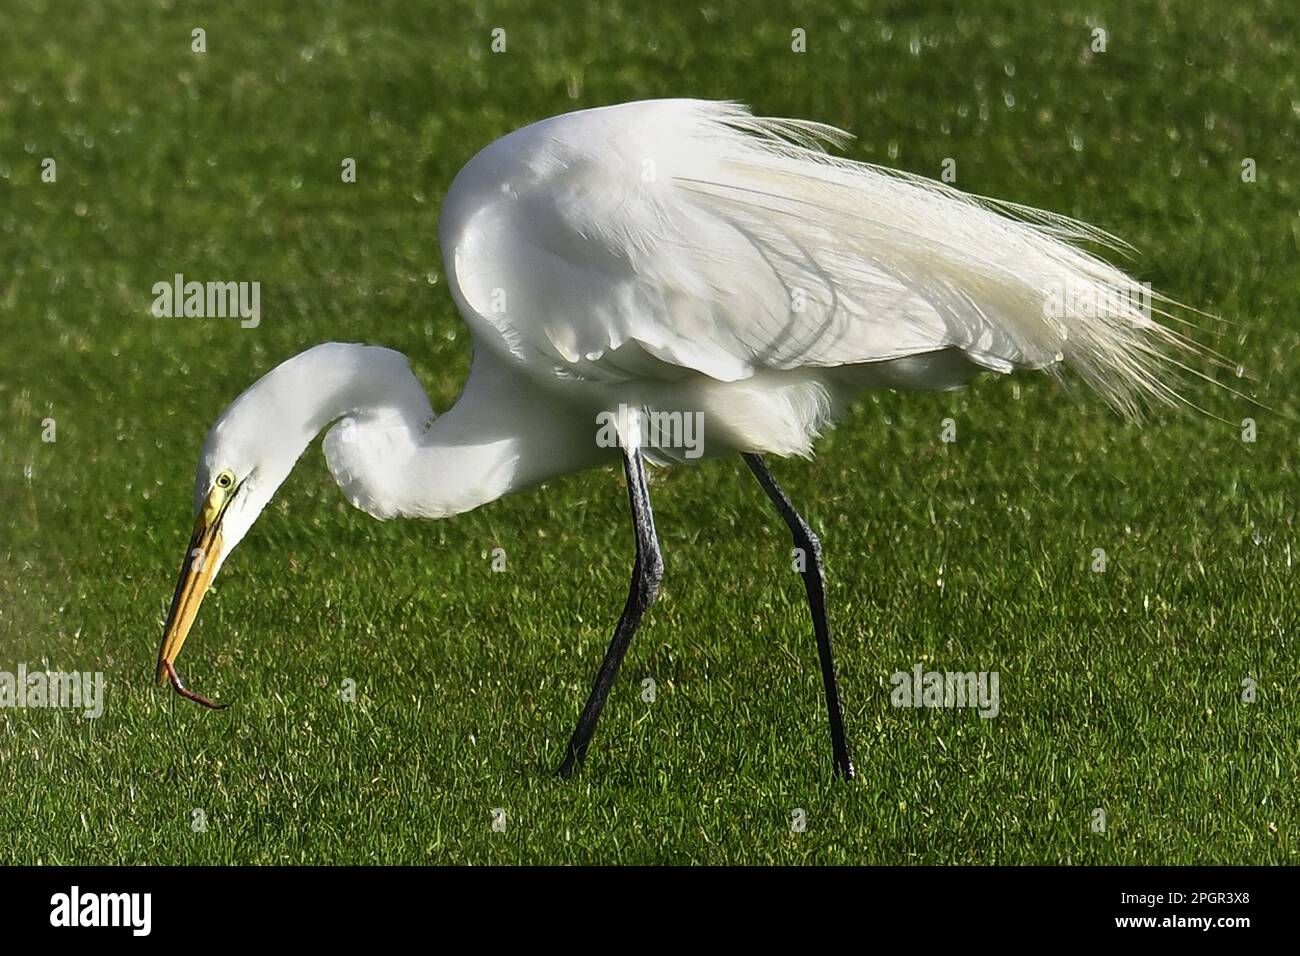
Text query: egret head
154 342 435 705
155 378 313 696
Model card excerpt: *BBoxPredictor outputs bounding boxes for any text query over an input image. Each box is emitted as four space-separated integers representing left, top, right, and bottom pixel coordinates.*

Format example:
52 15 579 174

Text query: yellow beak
155 486 230 686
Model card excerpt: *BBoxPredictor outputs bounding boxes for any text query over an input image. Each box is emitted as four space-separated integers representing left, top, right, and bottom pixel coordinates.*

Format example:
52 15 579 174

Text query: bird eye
215 472 234 490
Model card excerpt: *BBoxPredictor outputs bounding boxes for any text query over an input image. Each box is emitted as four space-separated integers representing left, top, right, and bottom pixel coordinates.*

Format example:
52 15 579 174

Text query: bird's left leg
743 453 855 779
557 445 663 778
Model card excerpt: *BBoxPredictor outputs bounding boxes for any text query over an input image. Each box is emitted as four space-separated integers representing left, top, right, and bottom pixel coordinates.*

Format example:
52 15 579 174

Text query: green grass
1 0 1297 864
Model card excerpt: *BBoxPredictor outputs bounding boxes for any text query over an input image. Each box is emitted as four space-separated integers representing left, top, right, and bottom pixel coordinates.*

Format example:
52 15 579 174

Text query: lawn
0 0 1296 864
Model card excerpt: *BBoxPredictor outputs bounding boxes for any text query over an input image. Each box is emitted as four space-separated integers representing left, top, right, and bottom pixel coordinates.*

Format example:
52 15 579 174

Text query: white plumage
442 98 1198 439
187 97 1215 533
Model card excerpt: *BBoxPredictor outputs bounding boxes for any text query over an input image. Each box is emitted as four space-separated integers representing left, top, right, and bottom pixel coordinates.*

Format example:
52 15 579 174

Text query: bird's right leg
743 453 855 780
556 445 663 778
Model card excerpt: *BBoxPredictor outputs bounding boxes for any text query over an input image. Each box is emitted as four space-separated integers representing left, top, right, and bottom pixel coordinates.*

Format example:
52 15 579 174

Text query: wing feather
441 99 1207 416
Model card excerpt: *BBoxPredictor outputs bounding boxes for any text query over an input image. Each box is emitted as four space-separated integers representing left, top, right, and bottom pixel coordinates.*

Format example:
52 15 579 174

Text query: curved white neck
251 343 603 520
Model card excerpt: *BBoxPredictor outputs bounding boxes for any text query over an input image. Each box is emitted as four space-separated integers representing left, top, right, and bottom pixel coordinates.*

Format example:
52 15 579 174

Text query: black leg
743 453 854 779
557 445 663 777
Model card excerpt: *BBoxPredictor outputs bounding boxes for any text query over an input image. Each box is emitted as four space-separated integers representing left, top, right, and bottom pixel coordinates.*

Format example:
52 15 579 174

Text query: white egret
158 98 1212 778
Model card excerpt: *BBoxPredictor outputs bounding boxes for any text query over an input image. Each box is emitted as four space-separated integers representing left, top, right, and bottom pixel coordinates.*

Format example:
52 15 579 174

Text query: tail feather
683 101 1233 419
